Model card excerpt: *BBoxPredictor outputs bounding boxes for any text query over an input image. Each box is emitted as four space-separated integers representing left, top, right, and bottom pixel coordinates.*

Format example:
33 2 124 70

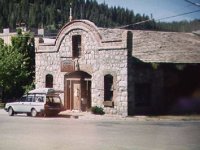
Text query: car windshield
19 96 26 102
46 96 61 103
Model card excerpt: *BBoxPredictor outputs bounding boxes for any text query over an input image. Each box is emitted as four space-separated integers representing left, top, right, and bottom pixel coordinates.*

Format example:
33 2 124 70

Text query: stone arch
65 70 92 79
55 20 102 52
102 70 117 82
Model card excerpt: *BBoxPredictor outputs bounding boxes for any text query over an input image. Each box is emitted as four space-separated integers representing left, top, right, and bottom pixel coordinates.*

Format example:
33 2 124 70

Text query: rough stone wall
35 52 64 90
35 20 128 116
59 29 128 116
0 33 17 45
36 20 200 116
93 49 128 116
35 51 66 103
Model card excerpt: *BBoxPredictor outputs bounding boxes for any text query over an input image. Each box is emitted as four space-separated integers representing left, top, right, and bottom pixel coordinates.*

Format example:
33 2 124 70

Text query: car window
35 96 44 102
20 96 26 102
27 96 34 102
46 96 61 103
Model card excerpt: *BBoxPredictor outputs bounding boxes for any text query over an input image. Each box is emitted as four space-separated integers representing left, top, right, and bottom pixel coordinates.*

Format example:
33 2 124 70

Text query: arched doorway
64 71 91 111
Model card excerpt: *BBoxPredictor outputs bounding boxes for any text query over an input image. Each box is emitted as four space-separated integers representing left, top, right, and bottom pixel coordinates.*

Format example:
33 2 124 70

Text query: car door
14 96 27 112
23 95 34 112
33 95 45 112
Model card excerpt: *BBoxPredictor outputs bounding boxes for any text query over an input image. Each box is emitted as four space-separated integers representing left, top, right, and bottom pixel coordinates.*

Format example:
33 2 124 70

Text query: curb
59 111 200 121
1 109 200 121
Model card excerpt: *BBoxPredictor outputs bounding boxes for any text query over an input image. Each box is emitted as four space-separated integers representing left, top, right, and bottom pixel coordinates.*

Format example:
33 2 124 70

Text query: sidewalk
59 110 200 121
1 109 200 121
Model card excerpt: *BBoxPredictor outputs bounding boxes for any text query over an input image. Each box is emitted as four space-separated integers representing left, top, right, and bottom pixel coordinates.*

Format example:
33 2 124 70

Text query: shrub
91 106 105 115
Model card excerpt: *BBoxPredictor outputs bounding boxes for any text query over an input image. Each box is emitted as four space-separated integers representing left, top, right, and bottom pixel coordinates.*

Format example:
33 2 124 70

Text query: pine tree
0 0 199 32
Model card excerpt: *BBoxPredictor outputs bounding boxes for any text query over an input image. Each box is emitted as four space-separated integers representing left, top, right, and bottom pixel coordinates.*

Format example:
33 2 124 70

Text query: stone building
35 20 200 116
0 29 17 45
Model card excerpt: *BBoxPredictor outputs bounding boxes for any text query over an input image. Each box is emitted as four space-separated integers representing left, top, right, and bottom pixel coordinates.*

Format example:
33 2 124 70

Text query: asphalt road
0 109 200 150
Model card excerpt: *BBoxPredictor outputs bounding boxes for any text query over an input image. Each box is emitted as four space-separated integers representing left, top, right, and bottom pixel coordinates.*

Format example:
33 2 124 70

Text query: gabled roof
37 19 200 63
132 30 200 63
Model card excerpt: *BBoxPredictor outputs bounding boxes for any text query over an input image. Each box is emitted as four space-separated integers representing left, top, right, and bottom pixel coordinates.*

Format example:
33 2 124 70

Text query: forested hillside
0 0 199 32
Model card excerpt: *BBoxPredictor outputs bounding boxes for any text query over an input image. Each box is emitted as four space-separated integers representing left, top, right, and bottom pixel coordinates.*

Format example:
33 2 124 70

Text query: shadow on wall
126 31 200 116
166 65 200 115
169 97 200 115
128 61 200 115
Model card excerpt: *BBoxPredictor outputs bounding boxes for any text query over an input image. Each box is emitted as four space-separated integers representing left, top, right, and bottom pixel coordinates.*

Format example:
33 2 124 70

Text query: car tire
8 107 14 116
31 108 37 117
43 113 47 117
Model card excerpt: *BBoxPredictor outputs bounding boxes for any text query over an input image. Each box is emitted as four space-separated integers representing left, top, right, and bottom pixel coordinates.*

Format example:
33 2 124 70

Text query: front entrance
73 82 81 110
64 71 91 111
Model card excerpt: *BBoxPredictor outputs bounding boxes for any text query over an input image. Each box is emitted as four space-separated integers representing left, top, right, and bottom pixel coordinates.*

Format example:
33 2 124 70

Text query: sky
96 0 200 22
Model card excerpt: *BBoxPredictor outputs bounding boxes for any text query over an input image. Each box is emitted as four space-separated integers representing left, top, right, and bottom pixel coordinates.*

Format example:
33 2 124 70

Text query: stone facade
0 32 17 45
36 20 200 116
36 20 128 116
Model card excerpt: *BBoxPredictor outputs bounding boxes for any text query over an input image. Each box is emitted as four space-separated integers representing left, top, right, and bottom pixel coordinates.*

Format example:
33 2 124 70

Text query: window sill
103 101 114 107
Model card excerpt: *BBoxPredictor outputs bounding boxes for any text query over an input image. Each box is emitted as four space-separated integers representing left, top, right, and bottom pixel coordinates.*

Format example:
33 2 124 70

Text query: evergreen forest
0 0 199 33
0 0 200 100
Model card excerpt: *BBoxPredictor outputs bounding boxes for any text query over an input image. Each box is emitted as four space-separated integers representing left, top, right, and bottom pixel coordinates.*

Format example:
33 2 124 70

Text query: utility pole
81 3 83 19
185 0 200 7
69 2 73 22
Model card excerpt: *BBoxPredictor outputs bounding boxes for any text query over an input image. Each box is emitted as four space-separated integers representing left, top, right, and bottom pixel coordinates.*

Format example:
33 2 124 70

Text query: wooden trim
61 60 75 72
103 101 114 107
66 78 81 81
36 51 57 53
98 47 126 51
102 39 122 43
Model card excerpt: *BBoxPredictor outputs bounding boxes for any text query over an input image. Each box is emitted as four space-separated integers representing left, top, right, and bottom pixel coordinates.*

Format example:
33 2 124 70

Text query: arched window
45 74 53 88
104 74 113 101
72 35 81 58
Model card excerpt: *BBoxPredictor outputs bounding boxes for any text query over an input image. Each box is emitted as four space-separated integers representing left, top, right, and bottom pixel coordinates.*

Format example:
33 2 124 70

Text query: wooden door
64 79 71 110
64 79 91 111
80 80 91 111
72 82 81 110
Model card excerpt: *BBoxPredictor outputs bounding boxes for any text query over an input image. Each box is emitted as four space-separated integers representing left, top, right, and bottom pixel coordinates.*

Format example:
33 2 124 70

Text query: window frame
45 74 53 88
103 74 114 107
72 35 82 59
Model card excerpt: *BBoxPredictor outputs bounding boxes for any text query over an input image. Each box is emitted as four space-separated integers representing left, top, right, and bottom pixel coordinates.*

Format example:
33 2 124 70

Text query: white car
4 88 63 117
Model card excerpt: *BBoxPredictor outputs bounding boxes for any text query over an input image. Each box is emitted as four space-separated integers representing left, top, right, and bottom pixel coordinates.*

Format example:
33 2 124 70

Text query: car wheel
31 108 37 117
8 107 14 116
53 113 59 117
43 112 47 117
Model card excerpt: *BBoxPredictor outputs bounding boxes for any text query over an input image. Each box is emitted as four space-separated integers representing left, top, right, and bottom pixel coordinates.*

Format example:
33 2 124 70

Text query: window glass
104 74 113 101
35 96 44 102
27 96 34 102
46 96 61 103
46 74 53 88
72 35 81 58
20 96 26 102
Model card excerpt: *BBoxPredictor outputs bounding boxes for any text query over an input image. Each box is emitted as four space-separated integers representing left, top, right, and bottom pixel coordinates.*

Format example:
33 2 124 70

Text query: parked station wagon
4 88 63 117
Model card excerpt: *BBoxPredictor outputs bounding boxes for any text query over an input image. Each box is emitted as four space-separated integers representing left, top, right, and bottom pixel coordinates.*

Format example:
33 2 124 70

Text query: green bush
91 106 105 115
